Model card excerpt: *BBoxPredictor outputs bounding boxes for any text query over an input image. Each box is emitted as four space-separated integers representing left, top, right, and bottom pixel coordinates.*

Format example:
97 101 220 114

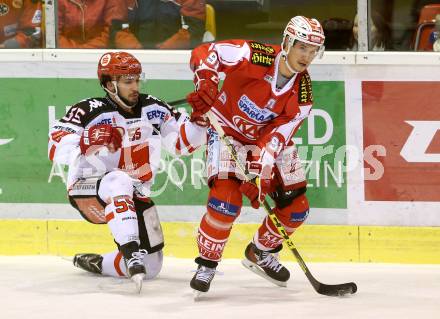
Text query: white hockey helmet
281 16 325 64
283 16 325 47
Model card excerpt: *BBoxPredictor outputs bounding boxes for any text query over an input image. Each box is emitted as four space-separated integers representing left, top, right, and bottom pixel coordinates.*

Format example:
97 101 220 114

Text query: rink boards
1 219 440 264
0 50 440 263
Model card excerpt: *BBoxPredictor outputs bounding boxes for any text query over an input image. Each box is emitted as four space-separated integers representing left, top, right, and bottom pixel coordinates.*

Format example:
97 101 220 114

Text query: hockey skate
190 265 216 300
120 242 147 293
73 253 103 274
124 250 147 294
241 242 290 287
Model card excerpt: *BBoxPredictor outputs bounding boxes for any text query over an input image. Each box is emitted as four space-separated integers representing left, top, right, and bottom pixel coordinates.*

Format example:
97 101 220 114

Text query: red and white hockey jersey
48 94 206 195
190 39 314 146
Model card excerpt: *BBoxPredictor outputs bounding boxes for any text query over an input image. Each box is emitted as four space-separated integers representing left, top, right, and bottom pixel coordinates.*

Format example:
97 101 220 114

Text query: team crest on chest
232 115 265 140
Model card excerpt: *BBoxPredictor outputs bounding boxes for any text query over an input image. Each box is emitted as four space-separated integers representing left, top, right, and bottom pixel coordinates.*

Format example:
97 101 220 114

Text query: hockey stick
205 110 357 297
168 98 188 106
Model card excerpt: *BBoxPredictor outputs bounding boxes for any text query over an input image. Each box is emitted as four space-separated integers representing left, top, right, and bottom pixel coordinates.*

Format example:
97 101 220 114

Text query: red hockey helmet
97 51 142 86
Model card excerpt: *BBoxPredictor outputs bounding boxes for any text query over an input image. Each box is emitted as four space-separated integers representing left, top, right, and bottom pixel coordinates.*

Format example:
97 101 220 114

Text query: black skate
241 242 290 287
73 253 103 274
120 242 147 293
190 265 216 292
190 258 217 300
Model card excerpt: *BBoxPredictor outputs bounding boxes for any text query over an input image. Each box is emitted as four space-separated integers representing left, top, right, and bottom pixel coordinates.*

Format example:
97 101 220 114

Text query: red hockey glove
80 124 123 155
239 162 273 209
240 132 286 208
187 68 219 120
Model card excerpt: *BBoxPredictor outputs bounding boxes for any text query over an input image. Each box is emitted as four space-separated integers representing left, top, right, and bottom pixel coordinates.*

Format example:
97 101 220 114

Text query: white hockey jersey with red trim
48 94 206 195
190 39 314 145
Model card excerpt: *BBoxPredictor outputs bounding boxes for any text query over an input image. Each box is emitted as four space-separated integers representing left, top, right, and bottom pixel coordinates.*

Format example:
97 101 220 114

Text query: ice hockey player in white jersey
48 51 208 292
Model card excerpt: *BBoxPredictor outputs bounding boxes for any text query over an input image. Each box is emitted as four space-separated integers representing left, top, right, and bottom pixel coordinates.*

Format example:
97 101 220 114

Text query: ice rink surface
1 256 439 319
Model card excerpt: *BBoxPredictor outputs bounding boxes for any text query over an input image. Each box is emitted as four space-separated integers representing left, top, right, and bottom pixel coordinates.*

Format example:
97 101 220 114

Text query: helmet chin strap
281 53 297 75
104 81 136 109
280 36 298 75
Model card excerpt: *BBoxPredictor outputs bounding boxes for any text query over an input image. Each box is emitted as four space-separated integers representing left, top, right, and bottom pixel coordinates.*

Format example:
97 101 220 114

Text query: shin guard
105 196 139 246
254 194 310 251
196 179 242 263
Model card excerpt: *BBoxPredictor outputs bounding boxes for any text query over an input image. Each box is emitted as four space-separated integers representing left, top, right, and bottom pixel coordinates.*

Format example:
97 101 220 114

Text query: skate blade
241 259 287 288
193 289 205 301
131 273 146 294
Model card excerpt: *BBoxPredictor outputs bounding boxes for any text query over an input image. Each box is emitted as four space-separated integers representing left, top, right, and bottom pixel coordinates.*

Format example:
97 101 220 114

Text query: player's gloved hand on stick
80 124 123 155
239 132 286 208
239 162 272 209
187 68 219 121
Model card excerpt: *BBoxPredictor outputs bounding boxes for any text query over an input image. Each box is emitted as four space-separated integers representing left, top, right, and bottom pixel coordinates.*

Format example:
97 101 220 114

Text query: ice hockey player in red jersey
48 51 208 292
186 16 325 294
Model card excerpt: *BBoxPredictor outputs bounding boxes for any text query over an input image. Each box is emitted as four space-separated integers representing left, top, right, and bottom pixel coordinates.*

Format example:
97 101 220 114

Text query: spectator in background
0 0 42 48
58 0 141 49
127 0 206 49
322 18 352 50
350 11 391 51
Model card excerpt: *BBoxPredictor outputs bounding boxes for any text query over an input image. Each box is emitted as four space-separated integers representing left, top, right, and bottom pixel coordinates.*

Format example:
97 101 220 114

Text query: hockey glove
239 162 273 209
187 67 219 120
80 124 123 155
239 132 286 209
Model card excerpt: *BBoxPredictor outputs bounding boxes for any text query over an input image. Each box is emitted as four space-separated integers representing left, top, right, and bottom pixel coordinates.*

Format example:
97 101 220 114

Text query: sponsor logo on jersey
249 42 275 55
53 125 77 134
126 119 141 125
206 51 218 67
362 81 440 201
0 3 9 16
69 178 99 196
251 52 275 67
290 209 309 222
89 99 104 111
96 118 112 125
232 115 265 140
146 109 167 121
207 128 217 146
207 197 239 216
299 73 313 104
219 91 227 104
237 95 276 123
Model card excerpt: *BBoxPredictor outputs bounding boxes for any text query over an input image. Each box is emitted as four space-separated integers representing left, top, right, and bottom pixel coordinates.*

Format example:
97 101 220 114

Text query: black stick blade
316 282 357 296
